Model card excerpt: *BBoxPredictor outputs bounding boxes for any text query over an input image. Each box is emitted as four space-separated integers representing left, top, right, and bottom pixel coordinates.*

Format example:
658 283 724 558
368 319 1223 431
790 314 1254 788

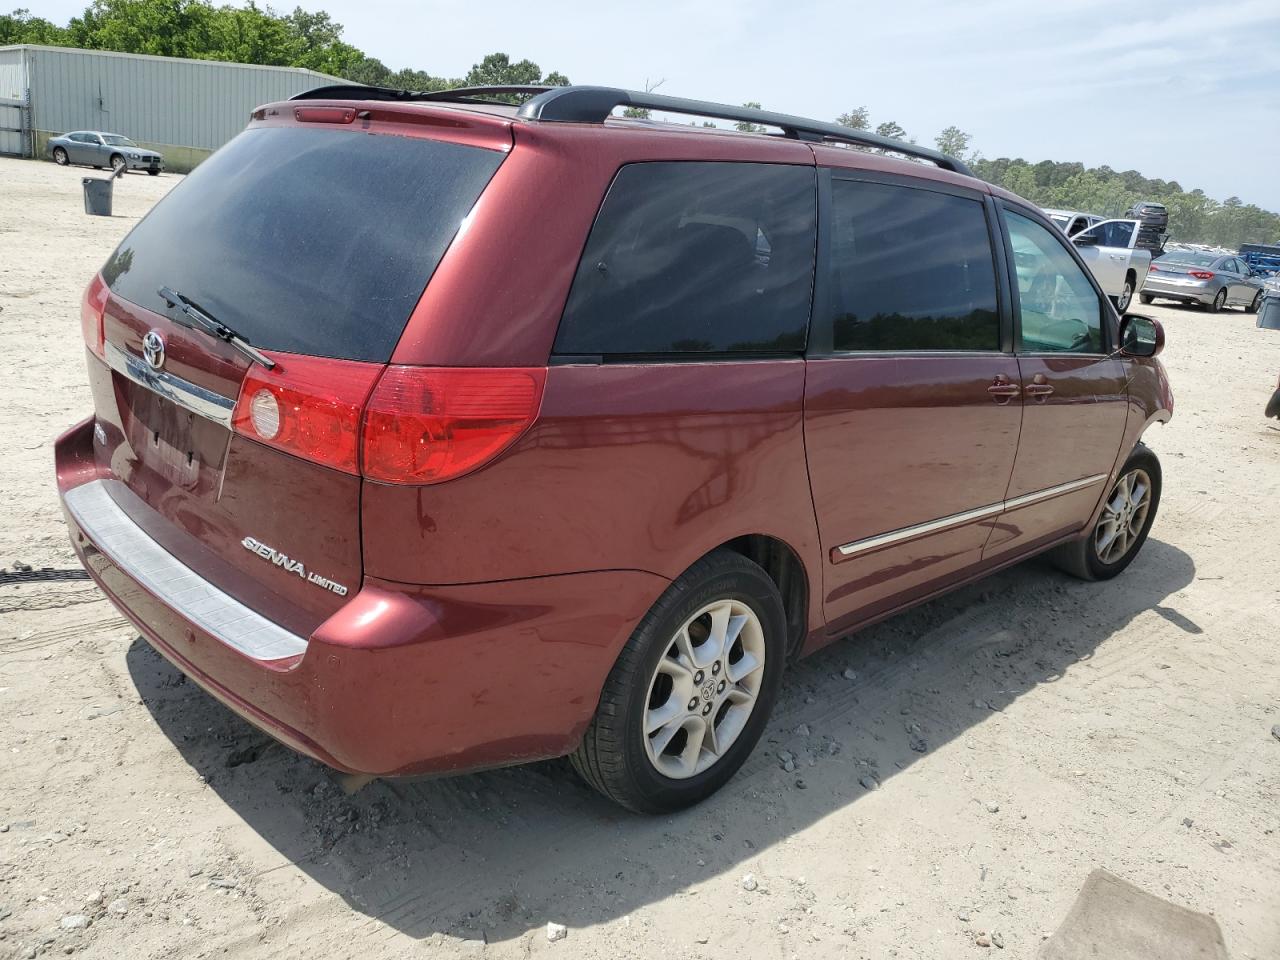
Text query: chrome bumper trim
104 341 235 427
65 480 307 661
835 474 1108 559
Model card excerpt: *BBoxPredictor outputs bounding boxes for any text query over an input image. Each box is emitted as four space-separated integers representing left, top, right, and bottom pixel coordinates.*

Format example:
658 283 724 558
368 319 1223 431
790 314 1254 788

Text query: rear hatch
82 108 509 634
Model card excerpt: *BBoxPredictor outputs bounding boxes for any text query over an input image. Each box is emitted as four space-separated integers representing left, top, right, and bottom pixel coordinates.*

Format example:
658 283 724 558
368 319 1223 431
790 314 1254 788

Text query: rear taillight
1148 264 1159 272
1191 271 1215 280
80 274 108 360
362 367 547 484
232 354 382 474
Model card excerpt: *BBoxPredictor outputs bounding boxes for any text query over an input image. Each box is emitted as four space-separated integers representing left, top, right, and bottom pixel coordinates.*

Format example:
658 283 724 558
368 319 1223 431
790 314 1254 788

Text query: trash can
1258 293 1280 331
82 177 113 217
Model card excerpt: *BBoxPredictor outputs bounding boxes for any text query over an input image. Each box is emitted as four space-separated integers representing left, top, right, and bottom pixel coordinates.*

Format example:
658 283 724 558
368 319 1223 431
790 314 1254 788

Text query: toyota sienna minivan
55 85 1173 812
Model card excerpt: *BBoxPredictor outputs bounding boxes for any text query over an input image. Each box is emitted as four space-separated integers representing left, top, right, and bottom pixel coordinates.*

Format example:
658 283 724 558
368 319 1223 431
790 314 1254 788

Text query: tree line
0 1 567 92
3 3 1275 248
834 106 1277 249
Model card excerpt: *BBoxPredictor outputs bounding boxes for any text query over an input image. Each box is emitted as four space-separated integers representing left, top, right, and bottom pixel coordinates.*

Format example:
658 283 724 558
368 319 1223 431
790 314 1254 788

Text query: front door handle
987 376 1021 403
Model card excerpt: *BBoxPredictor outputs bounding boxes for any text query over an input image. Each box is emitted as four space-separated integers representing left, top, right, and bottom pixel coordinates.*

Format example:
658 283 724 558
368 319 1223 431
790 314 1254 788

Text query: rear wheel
1247 291 1262 314
52 147 69 166
1139 292 1154 305
1116 275 1135 312
1051 445 1161 581
1207 288 1226 313
571 549 787 813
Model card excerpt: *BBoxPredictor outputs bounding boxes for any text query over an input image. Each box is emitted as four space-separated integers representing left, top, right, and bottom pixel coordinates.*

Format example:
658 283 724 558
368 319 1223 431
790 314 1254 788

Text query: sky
35 0 1280 210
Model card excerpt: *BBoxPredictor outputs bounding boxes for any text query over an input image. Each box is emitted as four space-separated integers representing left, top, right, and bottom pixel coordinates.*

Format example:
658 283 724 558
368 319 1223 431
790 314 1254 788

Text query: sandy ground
1 155 1278 960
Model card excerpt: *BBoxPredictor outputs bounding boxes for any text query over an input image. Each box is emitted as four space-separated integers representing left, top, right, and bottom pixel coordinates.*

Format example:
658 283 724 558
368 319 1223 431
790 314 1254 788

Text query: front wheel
1051 445 1161 581
147 168 160 176
571 549 787 813
52 147 69 165
110 154 125 174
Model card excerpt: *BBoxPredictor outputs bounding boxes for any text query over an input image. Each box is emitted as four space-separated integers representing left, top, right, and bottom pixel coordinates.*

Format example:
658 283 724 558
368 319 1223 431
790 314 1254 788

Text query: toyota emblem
142 330 165 370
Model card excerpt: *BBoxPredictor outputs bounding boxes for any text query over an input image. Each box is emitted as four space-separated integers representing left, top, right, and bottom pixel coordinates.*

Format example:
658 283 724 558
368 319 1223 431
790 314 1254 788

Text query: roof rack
291 83 973 177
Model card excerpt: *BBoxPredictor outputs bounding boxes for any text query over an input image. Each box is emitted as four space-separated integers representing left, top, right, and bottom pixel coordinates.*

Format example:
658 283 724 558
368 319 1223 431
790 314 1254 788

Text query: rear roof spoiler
292 83 974 177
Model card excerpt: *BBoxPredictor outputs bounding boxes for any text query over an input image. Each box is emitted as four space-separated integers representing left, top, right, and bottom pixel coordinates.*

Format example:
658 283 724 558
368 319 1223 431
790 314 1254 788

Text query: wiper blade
156 286 275 370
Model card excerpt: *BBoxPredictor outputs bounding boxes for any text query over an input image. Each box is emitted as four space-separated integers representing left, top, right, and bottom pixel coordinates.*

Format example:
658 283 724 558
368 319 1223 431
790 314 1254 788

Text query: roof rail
291 84 552 105
516 86 973 177
291 83 973 177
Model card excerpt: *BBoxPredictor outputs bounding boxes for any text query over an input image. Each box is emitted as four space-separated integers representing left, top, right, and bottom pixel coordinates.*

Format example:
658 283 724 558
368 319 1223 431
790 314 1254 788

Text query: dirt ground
1 155 1278 960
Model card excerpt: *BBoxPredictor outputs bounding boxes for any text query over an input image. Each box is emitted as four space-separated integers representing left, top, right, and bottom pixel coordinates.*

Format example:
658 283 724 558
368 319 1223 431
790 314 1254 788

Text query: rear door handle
1025 374 1055 400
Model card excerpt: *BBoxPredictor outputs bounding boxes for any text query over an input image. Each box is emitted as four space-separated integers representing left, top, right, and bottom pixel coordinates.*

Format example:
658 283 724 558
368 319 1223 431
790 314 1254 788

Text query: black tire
147 169 160 176
1116 275 1135 312
571 549 787 813
109 153 125 174
1247 291 1262 314
1207 288 1226 313
1051 444 1161 581
1266 388 1280 420
52 147 69 166
1139 292 1154 305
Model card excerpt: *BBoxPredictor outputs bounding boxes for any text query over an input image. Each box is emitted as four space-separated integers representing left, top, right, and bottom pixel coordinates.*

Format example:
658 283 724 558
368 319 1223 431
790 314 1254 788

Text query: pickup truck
1043 209 1152 311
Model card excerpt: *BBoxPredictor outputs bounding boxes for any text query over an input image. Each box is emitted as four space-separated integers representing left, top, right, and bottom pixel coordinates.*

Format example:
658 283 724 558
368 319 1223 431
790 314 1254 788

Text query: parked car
48 131 163 175
55 85 1173 813
1125 201 1169 232
1041 210 1151 310
1140 251 1264 312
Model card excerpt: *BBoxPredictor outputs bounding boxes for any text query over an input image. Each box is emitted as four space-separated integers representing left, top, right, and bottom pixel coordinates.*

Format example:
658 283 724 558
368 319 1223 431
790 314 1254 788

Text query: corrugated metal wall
0 45 344 168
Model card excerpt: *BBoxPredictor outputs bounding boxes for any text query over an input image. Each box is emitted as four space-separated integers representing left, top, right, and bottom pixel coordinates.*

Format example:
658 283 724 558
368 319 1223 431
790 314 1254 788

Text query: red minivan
55 85 1173 812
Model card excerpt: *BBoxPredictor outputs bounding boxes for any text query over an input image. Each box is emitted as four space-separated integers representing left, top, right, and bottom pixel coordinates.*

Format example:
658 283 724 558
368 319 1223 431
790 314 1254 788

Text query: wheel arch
710 533 810 660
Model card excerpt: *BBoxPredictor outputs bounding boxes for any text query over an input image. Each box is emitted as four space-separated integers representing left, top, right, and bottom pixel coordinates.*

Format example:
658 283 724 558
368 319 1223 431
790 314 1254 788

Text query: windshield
103 126 505 362
101 135 135 146
1157 252 1216 267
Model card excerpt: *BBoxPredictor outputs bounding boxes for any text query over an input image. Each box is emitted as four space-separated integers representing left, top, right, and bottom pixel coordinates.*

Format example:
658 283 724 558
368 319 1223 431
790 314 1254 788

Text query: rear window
554 162 817 356
828 179 999 351
1157 252 1216 267
103 126 505 362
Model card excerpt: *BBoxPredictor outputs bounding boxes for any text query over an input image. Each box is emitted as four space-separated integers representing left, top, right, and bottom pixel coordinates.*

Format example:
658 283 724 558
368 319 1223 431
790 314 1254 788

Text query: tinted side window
554 162 817 355
829 179 999 351
1004 209 1104 354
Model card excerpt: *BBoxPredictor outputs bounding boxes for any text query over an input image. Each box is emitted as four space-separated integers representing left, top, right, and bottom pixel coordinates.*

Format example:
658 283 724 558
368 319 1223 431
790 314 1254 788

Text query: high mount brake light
81 274 108 360
232 359 547 483
232 353 382 475
362 366 547 484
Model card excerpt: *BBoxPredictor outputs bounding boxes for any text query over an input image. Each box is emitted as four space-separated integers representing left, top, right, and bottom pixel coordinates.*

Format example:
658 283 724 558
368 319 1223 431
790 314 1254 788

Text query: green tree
874 120 907 141
0 7 69 43
934 125 971 160
836 106 869 130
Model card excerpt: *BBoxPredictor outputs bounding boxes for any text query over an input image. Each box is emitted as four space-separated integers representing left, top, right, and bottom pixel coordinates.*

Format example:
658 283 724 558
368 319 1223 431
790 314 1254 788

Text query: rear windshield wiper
157 286 275 370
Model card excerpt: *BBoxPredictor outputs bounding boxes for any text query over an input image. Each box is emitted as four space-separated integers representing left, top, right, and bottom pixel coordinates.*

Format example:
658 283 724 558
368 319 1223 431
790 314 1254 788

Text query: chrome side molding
65 480 308 662
835 474 1108 560
104 341 235 427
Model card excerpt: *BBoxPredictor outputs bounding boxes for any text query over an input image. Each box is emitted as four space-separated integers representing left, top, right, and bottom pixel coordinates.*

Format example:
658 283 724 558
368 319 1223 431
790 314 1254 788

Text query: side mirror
1071 231 1100 246
1118 314 1164 358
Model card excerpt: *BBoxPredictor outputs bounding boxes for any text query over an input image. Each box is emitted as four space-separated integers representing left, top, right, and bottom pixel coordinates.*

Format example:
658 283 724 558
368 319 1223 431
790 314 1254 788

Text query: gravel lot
1 155 1278 960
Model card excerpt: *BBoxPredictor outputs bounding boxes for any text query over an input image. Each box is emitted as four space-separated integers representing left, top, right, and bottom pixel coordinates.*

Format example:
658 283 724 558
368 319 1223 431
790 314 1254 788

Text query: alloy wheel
1094 468 1152 565
1117 281 1133 312
642 598 766 779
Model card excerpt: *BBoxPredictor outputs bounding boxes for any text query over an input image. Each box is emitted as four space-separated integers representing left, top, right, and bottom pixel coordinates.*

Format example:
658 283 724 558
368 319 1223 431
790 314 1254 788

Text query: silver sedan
1139 251 1263 313
48 131 164 175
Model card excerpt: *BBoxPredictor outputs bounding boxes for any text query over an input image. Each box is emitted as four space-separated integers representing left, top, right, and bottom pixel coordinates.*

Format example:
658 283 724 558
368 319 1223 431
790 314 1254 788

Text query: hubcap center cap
700 679 717 702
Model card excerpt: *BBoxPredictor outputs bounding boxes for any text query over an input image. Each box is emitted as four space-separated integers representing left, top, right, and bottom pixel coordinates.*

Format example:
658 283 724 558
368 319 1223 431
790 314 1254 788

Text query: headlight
127 152 139 159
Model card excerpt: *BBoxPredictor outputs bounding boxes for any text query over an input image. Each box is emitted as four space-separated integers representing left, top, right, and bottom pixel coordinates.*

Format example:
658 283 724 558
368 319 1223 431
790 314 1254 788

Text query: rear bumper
1142 279 1214 303
56 416 666 776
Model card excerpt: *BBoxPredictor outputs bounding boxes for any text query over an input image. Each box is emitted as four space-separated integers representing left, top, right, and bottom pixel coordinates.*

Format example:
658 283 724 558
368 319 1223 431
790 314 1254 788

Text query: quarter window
1004 210 1105 354
554 162 817 356
828 179 999 351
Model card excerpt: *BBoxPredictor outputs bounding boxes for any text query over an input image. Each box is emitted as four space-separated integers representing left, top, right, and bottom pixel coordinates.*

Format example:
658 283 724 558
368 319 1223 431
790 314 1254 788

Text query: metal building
0 44 344 171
